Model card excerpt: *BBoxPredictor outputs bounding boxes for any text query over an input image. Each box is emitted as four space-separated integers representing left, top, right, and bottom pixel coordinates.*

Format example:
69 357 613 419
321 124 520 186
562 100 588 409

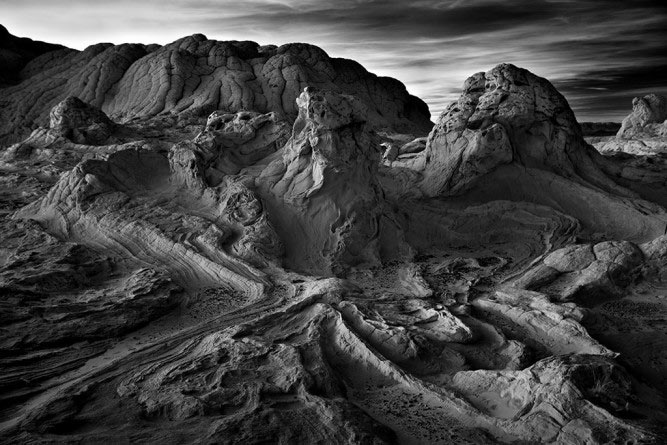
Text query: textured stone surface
2 28 667 444
48 96 115 145
193 110 290 177
618 94 667 139
420 64 609 196
257 87 410 276
386 63 667 243
0 33 432 147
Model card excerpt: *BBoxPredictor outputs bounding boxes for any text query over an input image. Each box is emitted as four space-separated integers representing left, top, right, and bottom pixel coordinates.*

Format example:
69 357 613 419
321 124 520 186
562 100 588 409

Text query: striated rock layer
2 29 667 444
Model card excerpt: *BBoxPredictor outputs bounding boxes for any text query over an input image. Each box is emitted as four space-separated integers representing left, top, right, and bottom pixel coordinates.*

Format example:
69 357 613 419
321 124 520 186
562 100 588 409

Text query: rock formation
193 110 290 178
618 94 667 139
592 94 667 156
48 96 115 145
0 33 432 147
257 87 409 275
384 64 667 242
2 29 667 444
584 94 667 208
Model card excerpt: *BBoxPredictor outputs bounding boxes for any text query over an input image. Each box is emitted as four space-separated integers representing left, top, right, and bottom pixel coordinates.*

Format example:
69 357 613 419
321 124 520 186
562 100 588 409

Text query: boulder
49 96 114 145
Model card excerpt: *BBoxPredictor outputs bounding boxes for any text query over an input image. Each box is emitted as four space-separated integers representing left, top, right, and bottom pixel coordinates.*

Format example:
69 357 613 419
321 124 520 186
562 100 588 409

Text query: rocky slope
0 32 432 147
2 30 667 444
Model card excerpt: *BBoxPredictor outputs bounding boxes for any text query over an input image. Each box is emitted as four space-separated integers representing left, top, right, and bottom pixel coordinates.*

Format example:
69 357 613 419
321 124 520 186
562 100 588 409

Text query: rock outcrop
420 64 613 195
0 31 432 147
593 94 667 156
48 96 115 145
257 87 410 275
388 63 667 242
193 110 290 178
2 29 667 444
617 94 667 139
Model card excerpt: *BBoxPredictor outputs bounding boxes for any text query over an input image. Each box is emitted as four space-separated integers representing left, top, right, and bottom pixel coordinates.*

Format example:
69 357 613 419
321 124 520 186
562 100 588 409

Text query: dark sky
4 0 667 121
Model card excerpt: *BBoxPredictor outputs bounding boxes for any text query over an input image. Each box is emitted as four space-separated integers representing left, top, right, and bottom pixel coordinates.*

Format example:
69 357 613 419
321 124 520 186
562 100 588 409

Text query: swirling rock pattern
2 27 667 444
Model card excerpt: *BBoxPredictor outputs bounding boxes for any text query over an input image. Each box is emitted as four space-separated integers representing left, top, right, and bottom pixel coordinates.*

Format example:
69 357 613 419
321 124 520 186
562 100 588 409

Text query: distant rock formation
591 95 667 191
617 94 667 139
0 31 432 147
580 121 621 137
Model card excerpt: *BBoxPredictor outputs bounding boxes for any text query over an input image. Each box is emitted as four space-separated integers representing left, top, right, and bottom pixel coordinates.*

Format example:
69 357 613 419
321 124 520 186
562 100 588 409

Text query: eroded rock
2 35 667 444
257 87 411 275
193 110 290 178
617 94 667 140
0 33 432 147
49 96 115 145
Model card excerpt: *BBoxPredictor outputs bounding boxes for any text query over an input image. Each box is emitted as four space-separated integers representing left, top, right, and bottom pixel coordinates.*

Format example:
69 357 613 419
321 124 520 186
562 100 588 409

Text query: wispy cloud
3 0 666 121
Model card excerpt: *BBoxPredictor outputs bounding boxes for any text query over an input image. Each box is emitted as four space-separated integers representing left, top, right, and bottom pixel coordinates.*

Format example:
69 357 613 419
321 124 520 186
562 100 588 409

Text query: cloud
2 0 666 121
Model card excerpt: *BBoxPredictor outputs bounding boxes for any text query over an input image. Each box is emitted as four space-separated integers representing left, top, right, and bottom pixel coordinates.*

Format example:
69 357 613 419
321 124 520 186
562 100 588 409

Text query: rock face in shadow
2 29 667 444
0 25 64 85
0 32 432 147
580 121 621 137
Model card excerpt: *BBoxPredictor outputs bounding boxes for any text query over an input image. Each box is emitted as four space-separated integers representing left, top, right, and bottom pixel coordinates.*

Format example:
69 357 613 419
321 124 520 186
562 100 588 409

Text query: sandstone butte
1 27 667 444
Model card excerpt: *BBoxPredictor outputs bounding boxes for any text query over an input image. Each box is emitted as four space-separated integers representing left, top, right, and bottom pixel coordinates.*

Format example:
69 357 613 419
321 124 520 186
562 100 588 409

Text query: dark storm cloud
3 0 667 121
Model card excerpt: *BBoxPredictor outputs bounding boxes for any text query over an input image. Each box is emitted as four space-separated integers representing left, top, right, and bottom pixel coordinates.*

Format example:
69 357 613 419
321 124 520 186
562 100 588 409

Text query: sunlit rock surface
618 94 667 140
1 30 667 444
